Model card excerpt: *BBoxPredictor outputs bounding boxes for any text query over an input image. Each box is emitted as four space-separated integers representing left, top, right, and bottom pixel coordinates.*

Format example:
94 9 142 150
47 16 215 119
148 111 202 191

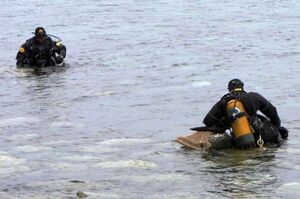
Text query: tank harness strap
248 93 267 147
228 112 247 123
227 92 247 123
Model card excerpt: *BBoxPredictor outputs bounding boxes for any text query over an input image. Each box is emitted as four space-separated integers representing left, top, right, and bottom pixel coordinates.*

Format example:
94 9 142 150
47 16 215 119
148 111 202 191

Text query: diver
16 27 66 67
202 79 288 149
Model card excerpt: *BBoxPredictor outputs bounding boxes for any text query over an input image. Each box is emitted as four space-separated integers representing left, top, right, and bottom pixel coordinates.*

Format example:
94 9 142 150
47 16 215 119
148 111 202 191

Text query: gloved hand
55 55 64 64
279 126 289 139
23 58 30 64
23 58 33 65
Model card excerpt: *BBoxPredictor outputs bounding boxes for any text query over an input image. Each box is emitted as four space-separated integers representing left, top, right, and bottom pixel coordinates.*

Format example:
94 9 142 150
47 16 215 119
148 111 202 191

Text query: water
1 0 300 198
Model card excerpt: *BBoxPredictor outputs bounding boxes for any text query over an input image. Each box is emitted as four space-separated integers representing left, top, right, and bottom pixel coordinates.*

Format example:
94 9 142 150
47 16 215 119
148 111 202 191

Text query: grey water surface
0 0 300 198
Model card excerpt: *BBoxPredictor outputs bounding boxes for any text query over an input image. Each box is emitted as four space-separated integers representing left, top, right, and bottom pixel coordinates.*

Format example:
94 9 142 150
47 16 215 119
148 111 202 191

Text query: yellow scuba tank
226 99 256 147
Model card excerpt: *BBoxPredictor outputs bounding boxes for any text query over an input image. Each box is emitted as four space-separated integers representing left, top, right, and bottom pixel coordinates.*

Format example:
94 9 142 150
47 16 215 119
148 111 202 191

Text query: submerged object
76 191 88 198
175 131 213 150
175 131 234 150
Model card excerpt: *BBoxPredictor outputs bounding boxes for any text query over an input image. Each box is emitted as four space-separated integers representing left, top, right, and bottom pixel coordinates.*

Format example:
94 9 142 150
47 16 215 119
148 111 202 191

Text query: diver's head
228 79 244 92
34 27 46 43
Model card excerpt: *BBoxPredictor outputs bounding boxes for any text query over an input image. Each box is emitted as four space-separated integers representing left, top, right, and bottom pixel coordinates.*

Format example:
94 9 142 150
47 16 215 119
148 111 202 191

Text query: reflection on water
16 65 69 77
202 149 278 198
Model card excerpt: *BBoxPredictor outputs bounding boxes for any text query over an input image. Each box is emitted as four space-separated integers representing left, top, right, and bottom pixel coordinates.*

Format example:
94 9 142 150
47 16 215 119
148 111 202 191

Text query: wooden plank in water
175 131 213 150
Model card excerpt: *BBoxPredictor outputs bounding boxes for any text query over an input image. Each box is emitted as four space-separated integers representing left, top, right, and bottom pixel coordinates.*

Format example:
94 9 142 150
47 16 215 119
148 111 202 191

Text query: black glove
23 58 29 64
22 58 33 65
279 126 289 139
55 55 64 64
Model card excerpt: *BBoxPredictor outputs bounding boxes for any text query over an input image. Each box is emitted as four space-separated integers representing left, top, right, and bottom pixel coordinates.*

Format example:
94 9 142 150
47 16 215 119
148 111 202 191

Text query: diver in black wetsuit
16 27 66 67
203 79 288 148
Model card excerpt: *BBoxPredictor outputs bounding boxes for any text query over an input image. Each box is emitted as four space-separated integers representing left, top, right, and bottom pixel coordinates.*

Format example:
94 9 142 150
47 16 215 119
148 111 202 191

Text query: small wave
15 68 35 76
8 133 39 141
99 138 152 145
0 67 15 75
191 81 211 87
72 91 115 101
94 160 157 169
78 145 120 153
130 103 150 107
0 117 40 127
17 145 53 153
172 63 188 67
59 154 101 162
48 162 88 171
150 192 209 199
84 91 115 97
276 182 300 198
117 173 189 183
50 121 84 128
286 148 300 155
0 153 29 175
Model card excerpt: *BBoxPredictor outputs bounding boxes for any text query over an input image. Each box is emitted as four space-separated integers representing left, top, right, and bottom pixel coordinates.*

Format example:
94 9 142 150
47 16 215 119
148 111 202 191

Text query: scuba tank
226 99 256 148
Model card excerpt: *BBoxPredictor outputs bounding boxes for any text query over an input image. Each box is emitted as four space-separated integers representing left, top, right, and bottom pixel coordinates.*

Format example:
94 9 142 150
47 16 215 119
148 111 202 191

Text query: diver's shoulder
219 93 233 104
42 35 53 43
221 93 231 99
247 91 261 97
25 37 35 43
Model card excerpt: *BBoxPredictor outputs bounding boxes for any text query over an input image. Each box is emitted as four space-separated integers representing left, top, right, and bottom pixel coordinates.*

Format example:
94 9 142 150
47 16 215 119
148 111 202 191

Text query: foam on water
241 159 262 165
0 152 29 175
50 121 84 128
191 81 211 87
17 145 53 153
8 133 39 141
78 144 121 153
119 173 188 183
0 153 26 167
83 91 116 97
0 68 14 75
43 140 73 145
95 160 158 169
0 117 40 127
276 182 300 198
14 68 37 77
0 165 30 176
148 192 212 199
48 162 88 171
58 154 101 162
99 138 152 145
286 148 300 155
17 180 122 199
275 160 298 170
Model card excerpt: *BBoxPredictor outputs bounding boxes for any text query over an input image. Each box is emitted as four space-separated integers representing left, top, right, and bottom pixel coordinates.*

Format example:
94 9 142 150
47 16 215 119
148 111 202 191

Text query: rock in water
77 191 88 198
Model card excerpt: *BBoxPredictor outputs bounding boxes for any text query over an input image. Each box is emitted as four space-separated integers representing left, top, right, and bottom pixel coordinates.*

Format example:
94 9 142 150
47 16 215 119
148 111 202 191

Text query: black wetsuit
16 36 66 67
203 90 283 145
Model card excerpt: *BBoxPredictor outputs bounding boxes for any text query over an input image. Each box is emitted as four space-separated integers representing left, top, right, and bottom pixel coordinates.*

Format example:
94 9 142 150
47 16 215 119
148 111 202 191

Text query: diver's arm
16 43 30 65
203 101 226 127
51 41 66 64
53 41 66 58
254 93 281 128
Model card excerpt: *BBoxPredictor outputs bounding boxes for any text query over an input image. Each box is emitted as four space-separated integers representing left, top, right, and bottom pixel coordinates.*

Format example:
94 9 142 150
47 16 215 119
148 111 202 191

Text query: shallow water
0 0 300 198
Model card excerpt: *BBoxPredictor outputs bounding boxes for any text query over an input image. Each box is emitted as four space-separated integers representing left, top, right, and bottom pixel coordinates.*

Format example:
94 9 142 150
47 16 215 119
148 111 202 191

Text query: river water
0 0 300 198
